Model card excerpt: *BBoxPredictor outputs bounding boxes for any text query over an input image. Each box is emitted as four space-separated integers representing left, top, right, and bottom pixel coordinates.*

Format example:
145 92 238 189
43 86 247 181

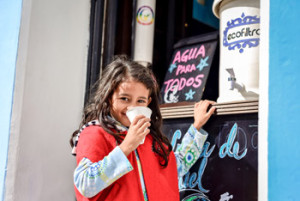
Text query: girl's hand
119 115 151 156
193 100 216 131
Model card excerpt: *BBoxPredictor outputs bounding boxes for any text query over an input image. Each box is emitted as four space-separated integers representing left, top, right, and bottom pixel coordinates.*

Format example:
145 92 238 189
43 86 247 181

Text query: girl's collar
71 115 127 155
107 115 128 132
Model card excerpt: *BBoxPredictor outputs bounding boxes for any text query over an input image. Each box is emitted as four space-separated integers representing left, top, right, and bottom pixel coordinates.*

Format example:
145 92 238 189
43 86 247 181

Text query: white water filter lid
212 0 223 18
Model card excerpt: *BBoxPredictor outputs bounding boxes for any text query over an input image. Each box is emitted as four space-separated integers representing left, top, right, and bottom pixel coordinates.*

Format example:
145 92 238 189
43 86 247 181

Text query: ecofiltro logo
223 13 260 53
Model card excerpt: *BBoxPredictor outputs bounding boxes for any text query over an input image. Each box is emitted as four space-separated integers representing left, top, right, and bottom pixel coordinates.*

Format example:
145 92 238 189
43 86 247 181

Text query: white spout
226 68 236 90
226 68 245 92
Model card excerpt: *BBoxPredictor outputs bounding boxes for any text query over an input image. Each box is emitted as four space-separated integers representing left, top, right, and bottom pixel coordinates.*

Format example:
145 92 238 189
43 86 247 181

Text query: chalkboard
161 32 218 104
163 113 258 201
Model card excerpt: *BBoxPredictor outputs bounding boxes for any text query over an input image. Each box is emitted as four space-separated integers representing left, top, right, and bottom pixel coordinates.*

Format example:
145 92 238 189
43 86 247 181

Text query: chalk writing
219 192 233 201
163 74 204 93
185 89 196 100
163 115 258 201
197 56 209 71
160 35 217 104
251 131 258 149
176 64 197 76
172 130 215 194
219 123 247 160
169 63 177 73
164 84 179 103
172 45 206 64
181 190 210 201
171 129 182 151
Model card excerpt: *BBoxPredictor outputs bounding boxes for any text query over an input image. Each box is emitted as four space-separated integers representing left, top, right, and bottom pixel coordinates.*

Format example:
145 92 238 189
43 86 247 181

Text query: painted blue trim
0 0 23 200
269 1 300 200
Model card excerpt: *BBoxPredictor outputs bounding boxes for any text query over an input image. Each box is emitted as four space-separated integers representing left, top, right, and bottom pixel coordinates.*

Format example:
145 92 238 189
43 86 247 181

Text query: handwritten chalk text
163 74 204 93
176 64 197 76
219 123 248 160
172 45 206 64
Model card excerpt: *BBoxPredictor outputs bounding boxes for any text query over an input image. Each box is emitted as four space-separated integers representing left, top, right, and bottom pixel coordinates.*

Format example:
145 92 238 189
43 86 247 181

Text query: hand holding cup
126 106 152 144
119 107 152 156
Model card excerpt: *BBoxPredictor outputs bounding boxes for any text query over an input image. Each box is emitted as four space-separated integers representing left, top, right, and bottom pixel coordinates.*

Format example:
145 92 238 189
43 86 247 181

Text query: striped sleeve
74 146 133 198
174 124 208 177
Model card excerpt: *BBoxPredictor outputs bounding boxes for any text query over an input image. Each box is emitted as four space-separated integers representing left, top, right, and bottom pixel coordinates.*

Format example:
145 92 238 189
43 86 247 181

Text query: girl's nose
127 105 136 111
127 102 139 112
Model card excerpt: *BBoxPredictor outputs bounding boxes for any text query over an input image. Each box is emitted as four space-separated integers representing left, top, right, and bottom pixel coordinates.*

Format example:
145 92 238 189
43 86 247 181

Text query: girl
70 55 215 201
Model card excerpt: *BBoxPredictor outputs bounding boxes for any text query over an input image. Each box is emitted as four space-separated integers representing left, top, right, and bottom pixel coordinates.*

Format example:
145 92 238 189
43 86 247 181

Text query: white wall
0 1 22 200
258 0 268 200
5 0 90 200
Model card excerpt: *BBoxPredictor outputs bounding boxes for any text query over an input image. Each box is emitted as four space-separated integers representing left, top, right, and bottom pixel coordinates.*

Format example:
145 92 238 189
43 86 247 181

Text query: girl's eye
120 97 129 102
138 99 146 103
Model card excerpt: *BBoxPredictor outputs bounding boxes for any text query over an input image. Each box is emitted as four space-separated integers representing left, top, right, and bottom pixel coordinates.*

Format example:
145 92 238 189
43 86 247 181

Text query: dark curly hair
70 55 172 167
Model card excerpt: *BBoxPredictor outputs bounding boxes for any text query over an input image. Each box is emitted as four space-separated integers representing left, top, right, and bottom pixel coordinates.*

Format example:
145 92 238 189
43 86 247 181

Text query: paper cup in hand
126 106 152 144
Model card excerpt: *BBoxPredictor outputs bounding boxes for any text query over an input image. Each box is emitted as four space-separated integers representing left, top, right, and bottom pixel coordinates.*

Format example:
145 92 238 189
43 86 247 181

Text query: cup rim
126 106 152 113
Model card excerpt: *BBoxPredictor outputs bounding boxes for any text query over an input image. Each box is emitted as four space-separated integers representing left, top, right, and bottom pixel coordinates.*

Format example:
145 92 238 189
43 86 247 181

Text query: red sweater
75 126 180 201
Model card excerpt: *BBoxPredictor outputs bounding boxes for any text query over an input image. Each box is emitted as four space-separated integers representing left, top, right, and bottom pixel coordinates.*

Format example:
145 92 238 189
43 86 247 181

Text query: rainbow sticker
136 6 154 25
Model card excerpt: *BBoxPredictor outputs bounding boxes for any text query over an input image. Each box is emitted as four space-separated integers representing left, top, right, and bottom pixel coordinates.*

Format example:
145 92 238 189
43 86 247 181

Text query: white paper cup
126 106 152 144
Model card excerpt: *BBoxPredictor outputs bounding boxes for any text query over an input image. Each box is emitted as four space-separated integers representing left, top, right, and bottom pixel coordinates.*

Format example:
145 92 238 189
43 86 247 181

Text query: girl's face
110 79 151 127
